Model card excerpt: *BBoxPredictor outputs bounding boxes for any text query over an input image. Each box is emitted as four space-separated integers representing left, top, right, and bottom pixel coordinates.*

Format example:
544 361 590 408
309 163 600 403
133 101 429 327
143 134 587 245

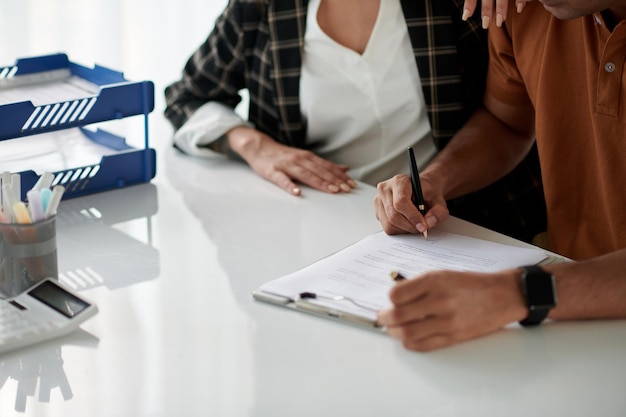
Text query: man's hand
374 174 449 235
227 126 357 196
462 0 532 28
378 269 527 351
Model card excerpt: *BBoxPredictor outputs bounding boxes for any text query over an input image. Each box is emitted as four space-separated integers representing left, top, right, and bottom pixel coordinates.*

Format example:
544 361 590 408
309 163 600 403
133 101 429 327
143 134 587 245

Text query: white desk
1 146 625 416
1 1 626 415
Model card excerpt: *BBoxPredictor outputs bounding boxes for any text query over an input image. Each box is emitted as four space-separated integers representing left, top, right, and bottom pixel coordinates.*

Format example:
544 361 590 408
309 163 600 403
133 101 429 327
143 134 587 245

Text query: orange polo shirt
487 3 626 260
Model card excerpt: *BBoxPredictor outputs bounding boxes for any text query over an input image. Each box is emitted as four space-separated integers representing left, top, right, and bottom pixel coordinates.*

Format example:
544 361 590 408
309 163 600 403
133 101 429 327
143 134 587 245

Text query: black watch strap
520 304 550 327
519 265 557 326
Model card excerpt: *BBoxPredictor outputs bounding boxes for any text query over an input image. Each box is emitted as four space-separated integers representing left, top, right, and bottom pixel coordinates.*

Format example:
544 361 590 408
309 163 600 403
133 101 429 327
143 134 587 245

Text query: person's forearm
545 250 626 320
421 107 535 200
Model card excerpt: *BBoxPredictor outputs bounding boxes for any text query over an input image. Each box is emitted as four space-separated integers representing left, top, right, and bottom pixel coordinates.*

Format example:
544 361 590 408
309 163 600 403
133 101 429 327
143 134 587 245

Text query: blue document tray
0 53 156 200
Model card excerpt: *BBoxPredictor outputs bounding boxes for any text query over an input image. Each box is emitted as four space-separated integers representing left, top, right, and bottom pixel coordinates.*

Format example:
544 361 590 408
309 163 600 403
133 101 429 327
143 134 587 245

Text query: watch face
525 272 557 309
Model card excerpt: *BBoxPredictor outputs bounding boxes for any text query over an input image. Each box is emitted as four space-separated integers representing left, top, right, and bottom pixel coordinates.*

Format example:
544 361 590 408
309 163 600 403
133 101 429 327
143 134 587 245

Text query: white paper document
259 230 547 322
0 70 99 106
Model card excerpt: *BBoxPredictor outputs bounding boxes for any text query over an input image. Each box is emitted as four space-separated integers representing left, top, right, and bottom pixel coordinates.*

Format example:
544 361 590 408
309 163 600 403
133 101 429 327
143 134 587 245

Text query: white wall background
0 0 228 86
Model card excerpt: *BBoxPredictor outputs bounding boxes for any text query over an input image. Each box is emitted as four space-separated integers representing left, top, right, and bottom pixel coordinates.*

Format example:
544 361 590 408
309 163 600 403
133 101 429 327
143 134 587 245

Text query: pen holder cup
0 216 58 299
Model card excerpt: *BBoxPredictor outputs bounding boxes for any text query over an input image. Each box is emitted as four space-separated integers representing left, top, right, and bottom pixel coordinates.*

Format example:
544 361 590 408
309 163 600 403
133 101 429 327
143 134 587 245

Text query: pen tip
389 270 407 282
423 230 428 240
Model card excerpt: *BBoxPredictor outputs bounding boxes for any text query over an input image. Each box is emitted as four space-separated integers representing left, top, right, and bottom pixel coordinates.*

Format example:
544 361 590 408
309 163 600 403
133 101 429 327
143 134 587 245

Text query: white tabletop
1 146 625 416
1 2 626 416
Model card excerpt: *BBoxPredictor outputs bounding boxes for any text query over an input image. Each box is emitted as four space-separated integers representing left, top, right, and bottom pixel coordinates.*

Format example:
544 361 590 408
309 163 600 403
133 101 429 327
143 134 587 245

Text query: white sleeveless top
300 0 436 185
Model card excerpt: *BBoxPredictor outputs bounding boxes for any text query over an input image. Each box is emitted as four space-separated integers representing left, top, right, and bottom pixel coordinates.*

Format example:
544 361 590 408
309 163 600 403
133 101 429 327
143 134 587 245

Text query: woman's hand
226 126 357 196
462 0 531 28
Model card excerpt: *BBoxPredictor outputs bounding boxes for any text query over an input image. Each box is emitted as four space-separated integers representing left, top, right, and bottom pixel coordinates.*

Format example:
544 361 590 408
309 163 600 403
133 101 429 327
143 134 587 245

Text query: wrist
226 126 264 158
419 170 446 200
421 158 461 201
502 269 529 323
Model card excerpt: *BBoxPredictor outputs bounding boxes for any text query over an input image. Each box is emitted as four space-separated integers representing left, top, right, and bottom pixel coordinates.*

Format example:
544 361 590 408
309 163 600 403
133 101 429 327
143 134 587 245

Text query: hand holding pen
373 150 449 236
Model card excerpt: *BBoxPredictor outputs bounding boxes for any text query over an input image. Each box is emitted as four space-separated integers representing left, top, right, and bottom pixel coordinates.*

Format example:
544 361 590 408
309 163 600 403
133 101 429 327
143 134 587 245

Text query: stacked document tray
0 53 156 200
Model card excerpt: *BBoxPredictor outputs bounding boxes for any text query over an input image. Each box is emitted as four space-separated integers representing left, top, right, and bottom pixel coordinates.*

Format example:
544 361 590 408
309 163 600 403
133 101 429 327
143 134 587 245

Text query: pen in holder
0 215 58 298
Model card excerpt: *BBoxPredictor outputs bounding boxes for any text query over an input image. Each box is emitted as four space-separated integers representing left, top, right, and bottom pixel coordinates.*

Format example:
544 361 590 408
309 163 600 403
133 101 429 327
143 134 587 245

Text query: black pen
407 147 428 239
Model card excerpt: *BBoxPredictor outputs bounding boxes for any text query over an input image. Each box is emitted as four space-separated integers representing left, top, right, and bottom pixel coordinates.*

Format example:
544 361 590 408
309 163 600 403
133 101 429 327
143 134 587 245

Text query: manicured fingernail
328 184 339 193
496 13 504 27
292 187 301 195
416 223 426 233
462 8 471 21
482 15 490 29
517 2 525 13
339 183 352 192
347 179 357 188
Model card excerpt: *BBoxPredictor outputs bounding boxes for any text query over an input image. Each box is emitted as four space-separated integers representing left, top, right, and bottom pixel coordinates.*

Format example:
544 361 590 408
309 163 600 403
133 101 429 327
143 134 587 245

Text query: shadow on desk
390 319 626 406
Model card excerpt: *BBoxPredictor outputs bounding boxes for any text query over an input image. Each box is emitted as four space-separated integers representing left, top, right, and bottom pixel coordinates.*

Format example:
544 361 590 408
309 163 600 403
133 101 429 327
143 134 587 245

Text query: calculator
0 278 98 354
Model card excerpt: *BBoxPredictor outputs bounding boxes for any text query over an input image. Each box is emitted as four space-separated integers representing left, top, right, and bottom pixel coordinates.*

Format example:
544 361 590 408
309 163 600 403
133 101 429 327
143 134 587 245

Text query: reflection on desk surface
56 183 160 290
0 329 99 413
164 147 383 304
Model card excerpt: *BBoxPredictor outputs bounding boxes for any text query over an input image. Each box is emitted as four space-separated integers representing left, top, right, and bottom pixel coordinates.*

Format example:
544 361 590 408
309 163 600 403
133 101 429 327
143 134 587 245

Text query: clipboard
251 289 384 331
252 230 563 332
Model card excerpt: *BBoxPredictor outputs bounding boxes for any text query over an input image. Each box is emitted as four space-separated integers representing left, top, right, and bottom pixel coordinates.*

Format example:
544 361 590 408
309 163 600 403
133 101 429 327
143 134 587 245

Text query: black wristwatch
519 265 557 326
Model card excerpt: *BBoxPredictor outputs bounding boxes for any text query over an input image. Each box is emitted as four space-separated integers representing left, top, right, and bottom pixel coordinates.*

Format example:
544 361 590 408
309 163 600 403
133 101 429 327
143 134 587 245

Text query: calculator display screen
28 281 90 319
